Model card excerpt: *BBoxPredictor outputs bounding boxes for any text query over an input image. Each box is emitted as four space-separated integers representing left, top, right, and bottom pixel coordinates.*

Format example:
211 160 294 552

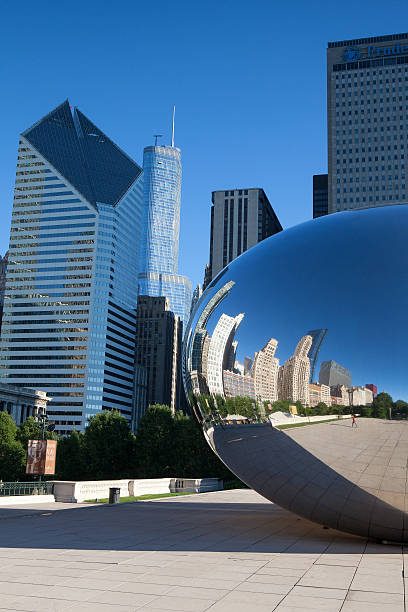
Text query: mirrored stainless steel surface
184 205 408 542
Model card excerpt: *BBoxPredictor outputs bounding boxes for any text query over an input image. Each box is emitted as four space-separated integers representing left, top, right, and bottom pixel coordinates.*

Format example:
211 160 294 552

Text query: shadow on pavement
0 496 400 555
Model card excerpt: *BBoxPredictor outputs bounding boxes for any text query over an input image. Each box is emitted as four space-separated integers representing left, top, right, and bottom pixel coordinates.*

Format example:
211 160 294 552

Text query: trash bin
109 487 120 504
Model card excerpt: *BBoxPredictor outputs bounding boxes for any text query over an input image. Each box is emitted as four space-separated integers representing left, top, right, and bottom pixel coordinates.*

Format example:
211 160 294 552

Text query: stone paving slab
0 489 405 611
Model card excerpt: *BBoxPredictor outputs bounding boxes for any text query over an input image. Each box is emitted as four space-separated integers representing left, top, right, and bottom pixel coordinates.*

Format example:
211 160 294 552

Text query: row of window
337 195 406 203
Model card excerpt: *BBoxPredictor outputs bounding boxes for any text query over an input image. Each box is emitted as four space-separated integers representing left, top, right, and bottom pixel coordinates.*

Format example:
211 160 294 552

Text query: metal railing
0 481 54 497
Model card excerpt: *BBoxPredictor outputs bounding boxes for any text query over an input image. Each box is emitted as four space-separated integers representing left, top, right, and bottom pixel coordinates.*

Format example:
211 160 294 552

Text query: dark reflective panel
183 205 408 542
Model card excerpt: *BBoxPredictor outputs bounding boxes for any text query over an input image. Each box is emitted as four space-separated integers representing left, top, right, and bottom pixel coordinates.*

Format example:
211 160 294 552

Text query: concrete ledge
52 477 223 503
0 495 55 505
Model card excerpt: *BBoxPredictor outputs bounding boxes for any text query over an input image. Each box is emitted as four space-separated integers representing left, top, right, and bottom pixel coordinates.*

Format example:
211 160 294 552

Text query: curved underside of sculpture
207 419 408 542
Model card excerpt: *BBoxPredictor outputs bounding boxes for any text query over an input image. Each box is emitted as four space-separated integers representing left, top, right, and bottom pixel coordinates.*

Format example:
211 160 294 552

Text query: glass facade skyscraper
138 145 191 331
327 33 408 213
0 101 146 434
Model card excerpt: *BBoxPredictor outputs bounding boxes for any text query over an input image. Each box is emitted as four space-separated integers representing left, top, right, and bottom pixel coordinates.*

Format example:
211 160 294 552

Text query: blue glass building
0 101 147 434
138 145 192 331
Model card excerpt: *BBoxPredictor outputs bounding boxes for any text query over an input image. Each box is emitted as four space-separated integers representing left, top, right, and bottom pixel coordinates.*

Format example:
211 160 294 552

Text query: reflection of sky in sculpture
185 206 408 401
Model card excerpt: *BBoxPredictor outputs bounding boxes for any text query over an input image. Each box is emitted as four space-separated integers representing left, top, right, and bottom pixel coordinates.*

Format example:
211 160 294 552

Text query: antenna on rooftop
153 134 163 146
171 105 175 147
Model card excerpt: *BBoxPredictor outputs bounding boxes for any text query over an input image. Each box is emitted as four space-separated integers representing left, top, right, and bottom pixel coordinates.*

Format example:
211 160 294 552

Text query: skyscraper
252 338 279 403
306 328 328 381
366 383 378 397
327 33 408 214
319 360 351 387
206 312 244 396
134 296 182 415
138 142 192 331
0 252 8 335
204 188 282 287
279 335 312 405
313 175 329 218
0 101 145 434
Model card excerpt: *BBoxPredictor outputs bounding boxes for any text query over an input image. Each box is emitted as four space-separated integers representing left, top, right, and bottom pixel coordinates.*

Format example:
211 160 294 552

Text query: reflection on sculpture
183 205 408 542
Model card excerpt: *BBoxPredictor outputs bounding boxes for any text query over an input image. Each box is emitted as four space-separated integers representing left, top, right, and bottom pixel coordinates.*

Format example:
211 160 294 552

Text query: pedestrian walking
351 414 358 428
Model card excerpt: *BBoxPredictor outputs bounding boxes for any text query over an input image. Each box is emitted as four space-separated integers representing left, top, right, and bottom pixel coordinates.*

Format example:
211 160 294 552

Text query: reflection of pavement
213 419 408 542
0 489 404 611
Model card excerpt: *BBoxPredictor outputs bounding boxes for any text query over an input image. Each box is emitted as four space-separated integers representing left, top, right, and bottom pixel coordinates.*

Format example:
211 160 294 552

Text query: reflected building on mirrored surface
252 338 279 403
330 384 349 406
307 328 327 382
223 369 255 399
319 360 351 388
206 312 244 396
279 335 312 405
309 382 331 407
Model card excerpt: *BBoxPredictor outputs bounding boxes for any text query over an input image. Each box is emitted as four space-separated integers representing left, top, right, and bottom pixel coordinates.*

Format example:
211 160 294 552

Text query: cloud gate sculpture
184 205 408 543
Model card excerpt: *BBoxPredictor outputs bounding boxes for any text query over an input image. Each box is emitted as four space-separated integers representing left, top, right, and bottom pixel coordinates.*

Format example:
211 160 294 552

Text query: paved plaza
0 489 405 611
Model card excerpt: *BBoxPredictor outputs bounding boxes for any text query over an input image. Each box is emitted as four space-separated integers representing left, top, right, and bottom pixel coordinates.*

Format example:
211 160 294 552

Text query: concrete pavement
0 489 405 611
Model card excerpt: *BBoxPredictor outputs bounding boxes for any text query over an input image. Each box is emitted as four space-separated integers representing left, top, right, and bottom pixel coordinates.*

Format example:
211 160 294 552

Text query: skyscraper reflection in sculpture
187 301 373 424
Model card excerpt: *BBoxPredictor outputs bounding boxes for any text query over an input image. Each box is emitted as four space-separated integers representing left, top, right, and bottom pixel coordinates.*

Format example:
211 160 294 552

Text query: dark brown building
204 188 282 288
135 296 182 413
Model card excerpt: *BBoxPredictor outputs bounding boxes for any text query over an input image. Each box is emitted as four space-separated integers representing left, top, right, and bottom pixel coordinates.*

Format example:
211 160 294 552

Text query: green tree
135 405 177 477
16 417 45 450
0 412 25 481
294 400 306 416
394 400 408 419
359 405 373 418
172 411 233 479
314 402 329 416
372 392 393 419
55 431 86 480
136 404 234 481
215 394 228 418
83 411 136 479
268 399 291 413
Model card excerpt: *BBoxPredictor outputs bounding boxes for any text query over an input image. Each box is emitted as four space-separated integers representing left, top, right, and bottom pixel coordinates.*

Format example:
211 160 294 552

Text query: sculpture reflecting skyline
183 205 408 542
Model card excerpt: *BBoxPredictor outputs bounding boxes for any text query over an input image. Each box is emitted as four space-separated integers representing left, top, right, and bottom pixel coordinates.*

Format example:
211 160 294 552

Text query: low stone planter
51 477 224 503
0 494 55 505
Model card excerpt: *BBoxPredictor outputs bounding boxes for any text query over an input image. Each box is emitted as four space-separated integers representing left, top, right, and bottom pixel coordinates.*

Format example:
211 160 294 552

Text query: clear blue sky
1 0 407 287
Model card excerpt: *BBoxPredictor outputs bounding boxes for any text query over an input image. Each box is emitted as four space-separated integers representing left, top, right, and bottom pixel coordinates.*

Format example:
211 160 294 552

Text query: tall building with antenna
137 107 192 331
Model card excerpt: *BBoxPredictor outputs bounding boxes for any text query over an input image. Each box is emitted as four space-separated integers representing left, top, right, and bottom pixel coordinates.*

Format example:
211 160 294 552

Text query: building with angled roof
0 101 146 434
